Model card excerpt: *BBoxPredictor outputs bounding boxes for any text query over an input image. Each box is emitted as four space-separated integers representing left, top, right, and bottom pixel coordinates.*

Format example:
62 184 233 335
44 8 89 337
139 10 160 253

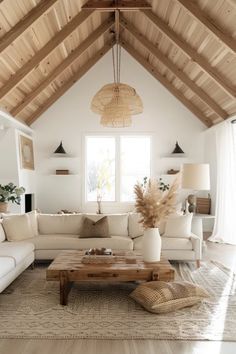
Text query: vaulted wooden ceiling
0 0 236 127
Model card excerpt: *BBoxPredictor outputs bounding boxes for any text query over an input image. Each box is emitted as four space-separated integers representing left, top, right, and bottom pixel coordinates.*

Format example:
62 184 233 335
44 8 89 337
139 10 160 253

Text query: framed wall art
19 135 35 170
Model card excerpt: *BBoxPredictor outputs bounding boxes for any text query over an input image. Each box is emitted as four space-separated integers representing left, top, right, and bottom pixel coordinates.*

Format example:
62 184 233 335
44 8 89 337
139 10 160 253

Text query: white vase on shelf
142 228 162 262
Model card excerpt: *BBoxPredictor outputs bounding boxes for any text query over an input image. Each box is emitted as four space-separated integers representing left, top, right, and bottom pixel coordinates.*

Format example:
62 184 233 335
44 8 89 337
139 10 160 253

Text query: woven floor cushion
130 281 209 314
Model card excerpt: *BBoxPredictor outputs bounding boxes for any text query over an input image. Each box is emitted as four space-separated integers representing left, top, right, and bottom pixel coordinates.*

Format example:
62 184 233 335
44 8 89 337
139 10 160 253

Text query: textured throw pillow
2 214 34 241
163 213 193 238
80 216 110 238
130 281 209 314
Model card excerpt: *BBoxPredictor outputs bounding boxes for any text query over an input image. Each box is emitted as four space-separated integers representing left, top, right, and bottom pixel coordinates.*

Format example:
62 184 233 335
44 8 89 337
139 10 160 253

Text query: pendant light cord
112 9 121 85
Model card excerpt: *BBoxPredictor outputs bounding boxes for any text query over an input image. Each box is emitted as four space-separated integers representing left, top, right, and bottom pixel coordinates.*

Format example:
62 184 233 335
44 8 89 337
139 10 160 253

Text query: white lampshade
181 163 210 190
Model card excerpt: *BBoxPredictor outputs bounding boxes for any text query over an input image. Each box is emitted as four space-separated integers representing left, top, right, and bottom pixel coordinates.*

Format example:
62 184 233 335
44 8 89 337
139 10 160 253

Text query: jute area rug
0 261 236 340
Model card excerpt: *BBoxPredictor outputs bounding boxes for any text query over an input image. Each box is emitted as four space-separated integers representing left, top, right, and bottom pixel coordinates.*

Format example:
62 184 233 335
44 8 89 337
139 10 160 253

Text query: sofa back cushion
128 213 144 239
2 214 34 241
38 214 84 235
27 210 38 236
0 220 6 242
84 214 128 237
128 213 166 238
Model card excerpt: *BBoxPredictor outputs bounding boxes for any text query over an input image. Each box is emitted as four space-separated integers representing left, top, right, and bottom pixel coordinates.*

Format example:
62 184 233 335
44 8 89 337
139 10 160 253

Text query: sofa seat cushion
38 214 83 235
30 235 133 251
0 242 34 266
0 257 15 278
133 236 193 251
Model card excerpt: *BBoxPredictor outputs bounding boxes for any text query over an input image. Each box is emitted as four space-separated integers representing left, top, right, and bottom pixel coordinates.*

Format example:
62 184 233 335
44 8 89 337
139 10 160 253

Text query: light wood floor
0 241 236 354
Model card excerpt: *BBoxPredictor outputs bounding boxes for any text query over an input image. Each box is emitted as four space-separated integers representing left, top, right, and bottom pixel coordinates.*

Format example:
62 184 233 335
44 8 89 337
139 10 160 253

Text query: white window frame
83 133 153 205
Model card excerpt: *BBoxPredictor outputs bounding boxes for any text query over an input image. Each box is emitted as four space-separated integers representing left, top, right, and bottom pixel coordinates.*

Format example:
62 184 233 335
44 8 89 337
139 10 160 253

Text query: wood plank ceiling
0 0 236 127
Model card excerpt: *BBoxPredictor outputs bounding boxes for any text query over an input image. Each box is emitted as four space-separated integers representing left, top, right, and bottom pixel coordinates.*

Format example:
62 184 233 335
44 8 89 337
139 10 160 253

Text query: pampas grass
134 176 180 229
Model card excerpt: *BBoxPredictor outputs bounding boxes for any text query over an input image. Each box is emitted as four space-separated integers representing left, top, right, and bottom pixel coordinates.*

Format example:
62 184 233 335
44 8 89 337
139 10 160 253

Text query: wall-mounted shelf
161 154 187 158
50 155 78 159
49 174 79 176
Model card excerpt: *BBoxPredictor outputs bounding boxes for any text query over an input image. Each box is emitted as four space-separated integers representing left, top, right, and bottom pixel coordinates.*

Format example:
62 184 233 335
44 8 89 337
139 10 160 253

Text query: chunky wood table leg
60 271 72 306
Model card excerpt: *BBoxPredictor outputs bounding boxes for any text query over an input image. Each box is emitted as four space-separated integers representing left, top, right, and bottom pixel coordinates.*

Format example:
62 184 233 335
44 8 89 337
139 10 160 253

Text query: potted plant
134 177 179 262
0 183 25 213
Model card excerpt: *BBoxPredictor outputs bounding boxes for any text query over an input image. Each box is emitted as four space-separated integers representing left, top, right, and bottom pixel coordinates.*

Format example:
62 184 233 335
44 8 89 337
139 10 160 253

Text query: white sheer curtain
209 120 236 245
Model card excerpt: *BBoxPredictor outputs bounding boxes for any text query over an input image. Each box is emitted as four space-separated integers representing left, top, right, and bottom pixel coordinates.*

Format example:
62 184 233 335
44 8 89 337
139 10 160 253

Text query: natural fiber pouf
130 281 210 314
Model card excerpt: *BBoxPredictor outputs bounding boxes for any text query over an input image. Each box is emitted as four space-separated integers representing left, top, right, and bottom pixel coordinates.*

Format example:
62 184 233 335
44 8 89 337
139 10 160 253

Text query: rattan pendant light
91 11 143 127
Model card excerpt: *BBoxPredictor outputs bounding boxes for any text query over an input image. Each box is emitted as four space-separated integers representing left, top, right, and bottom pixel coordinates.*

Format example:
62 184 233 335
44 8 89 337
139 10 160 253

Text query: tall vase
142 228 162 262
0 202 8 213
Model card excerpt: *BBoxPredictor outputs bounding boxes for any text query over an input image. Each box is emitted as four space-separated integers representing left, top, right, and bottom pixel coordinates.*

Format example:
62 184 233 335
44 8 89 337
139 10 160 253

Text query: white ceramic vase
142 228 162 262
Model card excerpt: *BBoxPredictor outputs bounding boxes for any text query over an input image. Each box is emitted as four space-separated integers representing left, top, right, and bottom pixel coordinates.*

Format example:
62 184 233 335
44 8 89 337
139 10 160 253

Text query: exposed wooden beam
11 18 113 117
176 0 236 53
26 41 114 125
120 17 227 120
0 9 94 101
0 0 59 55
141 10 236 99
121 39 213 127
82 0 151 10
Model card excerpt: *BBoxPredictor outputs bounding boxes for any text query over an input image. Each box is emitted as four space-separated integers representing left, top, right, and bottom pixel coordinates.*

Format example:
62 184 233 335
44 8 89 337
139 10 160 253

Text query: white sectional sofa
0 211 202 293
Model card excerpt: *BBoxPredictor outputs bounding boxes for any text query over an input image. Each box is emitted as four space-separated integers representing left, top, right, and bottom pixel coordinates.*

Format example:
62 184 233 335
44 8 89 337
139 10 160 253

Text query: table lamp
181 163 210 213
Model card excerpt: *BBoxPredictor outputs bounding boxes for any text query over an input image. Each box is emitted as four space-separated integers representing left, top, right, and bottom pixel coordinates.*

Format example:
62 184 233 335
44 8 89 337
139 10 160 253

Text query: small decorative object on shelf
0 183 25 213
167 169 179 175
171 141 184 154
56 169 69 175
54 141 67 155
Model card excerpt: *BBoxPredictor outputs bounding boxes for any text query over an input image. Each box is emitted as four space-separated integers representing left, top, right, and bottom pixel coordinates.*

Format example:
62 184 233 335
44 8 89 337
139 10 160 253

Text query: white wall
0 122 36 213
32 49 207 214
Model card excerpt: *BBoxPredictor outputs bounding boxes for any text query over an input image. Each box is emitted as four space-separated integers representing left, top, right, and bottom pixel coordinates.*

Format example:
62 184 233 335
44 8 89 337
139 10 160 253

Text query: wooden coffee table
46 250 175 305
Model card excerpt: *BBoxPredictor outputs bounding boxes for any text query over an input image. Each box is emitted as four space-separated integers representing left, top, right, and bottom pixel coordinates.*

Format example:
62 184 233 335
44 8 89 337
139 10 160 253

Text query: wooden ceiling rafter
120 16 228 121
0 9 94 100
141 10 236 99
176 0 236 54
121 39 213 127
26 40 115 125
82 0 152 10
11 17 114 117
0 0 59 55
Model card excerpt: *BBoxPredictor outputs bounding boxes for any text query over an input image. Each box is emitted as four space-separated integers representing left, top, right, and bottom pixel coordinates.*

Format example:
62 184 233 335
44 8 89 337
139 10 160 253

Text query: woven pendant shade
100 95 132 127
91 83 142 127
91 83 143 116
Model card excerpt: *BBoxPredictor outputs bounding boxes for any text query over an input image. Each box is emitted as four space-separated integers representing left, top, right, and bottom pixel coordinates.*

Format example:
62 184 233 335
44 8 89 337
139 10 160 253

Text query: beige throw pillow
130 281 209 314
80 216 110 238
163 213 193 238
2 214 34 241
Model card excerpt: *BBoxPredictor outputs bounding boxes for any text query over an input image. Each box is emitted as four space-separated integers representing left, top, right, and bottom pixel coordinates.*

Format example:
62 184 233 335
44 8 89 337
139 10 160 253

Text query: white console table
192 214 215 240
